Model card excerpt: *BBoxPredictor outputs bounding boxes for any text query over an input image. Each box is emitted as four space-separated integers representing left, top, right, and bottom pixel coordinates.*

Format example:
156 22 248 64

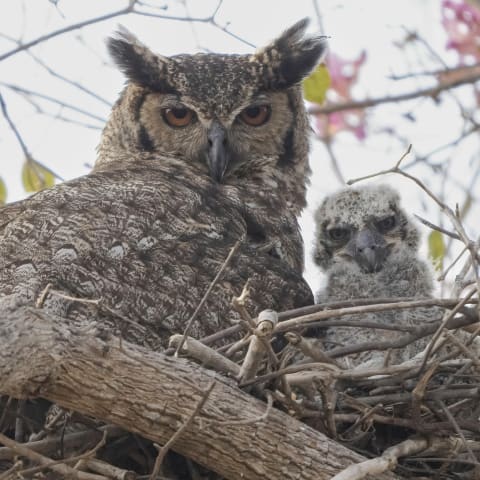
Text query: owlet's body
0 20 326 348
314 184 438 367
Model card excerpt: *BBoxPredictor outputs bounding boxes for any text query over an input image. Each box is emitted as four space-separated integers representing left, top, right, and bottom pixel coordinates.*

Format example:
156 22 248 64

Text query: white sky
0 0 478 293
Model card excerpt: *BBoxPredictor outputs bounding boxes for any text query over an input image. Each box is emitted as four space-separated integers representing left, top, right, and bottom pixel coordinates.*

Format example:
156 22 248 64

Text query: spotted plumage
0 19 327 349
313 184 439 367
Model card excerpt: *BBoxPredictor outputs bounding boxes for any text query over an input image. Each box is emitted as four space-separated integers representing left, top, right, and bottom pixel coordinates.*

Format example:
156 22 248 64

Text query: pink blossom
442 0 480 63
312 51 367 141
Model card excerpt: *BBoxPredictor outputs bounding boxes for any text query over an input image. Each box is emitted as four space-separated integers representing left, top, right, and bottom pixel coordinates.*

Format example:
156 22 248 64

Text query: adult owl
313 184 439 368
0 19 326 349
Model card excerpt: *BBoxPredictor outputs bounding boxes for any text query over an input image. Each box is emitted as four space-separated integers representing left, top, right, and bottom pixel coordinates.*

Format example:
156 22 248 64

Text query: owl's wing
0 168 312 348
0 198 29 230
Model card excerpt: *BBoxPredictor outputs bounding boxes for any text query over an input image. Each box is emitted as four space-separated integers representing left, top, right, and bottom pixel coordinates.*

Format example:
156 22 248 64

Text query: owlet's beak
349 228 388 273
206 121 229 182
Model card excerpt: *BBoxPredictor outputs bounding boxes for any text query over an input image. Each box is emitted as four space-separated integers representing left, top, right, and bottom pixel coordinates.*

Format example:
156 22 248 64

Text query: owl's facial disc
347 227 389 273
206 120 229 182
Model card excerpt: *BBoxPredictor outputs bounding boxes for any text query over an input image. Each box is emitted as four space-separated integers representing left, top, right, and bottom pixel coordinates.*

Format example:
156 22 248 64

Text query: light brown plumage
0 19 327 348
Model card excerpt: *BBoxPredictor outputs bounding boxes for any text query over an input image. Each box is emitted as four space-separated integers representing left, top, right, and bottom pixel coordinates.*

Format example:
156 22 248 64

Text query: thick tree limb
0 306 400 480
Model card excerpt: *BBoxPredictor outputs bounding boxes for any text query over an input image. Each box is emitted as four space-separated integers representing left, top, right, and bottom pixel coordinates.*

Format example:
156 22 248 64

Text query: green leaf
0 177 6 205
428 230 445 271
21 158 55 193
302 64 331 104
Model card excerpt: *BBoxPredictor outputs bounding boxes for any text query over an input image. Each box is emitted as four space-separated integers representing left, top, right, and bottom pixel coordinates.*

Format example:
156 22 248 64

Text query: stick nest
1 294 479 479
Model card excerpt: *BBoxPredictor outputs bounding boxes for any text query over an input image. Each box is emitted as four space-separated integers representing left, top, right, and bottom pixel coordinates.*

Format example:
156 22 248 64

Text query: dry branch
331 437 429 480
308 65 480 115
0 306 399 480
0 431 107 479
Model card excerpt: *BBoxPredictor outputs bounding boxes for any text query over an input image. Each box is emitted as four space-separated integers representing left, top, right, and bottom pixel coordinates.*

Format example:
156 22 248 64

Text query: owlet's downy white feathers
313 184 440 368
0 20 327 348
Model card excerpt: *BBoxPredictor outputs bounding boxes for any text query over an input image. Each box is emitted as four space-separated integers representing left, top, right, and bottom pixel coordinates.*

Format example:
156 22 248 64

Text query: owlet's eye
162 107 195 128
239 105 271 126
328 227 350 243
376 215 396 233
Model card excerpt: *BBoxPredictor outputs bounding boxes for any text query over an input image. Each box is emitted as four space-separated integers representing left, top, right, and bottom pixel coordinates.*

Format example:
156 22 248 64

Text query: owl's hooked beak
206 121 229 182
349 228 388 273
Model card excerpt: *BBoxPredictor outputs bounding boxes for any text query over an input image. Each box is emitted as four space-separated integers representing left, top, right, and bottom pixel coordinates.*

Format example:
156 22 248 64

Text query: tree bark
0 306 400 480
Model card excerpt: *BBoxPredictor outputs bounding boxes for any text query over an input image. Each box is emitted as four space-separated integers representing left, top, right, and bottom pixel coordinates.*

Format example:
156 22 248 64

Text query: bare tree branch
0 306 400 480
309 67 480 115
0 1 139 62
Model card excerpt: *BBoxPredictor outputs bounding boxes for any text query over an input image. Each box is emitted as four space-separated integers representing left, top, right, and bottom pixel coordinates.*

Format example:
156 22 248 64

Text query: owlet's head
314 184 420 273
96 19 327 211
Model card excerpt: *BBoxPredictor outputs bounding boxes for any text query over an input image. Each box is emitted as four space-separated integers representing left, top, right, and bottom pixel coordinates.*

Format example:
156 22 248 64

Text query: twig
0 431 107 480
403 28 480 128
36 283 53 308
199 297 478 346
14 88 103 129
0 397 13 432
0 461 22 479
238 309 278 382
419 287 477 372
356 387 480 407
284 332 340 366
309 67 480 115
389 62 480 81
0 1 139 62
438 245 468 281
0 91 64 185
330 436 428 480
0 91 31 159
210 19 256 48
414 214 461 241
0 425 124 461
28 51 112 107
134 1 255 48
16 430 108 477
132 7 216 22
311 0 325 35
241 357 472 388
232 283 279 370
335 412 479 436
223 333 252 357
14 400 25 442
411 362 438 424
443 330 480 368
168 334 240 377
323 139 345 185
37 287 159 341
436 400 478 465
0 33 112 107
1 82 106 124
208 391 274 426
407 123 480 168
339 404 384 439
175 238 242 355
274 297 460 333
50 291 101 305
148 382 215 480
78 458 137 480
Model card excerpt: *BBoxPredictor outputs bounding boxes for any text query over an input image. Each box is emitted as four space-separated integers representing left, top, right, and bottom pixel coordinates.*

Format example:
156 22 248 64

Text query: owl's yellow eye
163 107 194 128
239 105 271 126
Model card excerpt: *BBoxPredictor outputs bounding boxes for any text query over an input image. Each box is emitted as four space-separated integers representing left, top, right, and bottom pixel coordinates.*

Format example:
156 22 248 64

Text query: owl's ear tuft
107 27 175 92
254 18 328 89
